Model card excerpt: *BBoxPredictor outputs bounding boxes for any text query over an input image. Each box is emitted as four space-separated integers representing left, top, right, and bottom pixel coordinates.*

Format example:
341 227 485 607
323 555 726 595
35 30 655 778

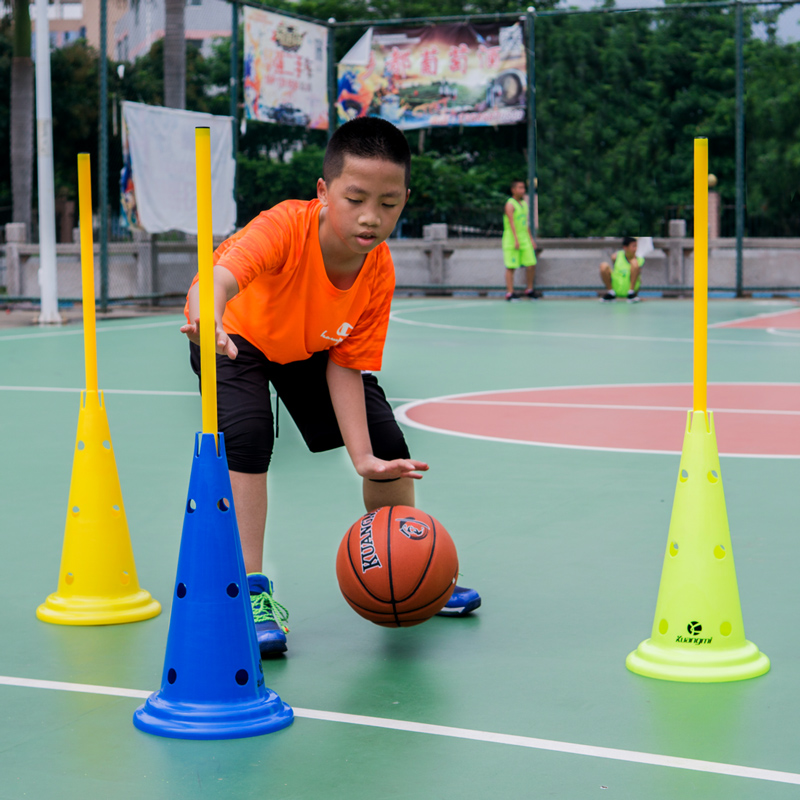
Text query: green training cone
626 410 770 683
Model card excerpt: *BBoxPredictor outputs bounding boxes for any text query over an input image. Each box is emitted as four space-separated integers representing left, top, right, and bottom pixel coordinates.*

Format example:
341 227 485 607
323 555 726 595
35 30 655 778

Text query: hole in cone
669 542 679 557
658 619 668 634
112 504 121 516
720 621 732 636
120 571 130 585
176 583 187 598
65 572 74 585
714 545 727 559
187 499 196 514
226 583 239 598
102 441 111 450
71 506 80 516
218 497 230 512
235 669 249 686
708 470 719 483
77 441 85 451
167 668 177 684
679 469 689 482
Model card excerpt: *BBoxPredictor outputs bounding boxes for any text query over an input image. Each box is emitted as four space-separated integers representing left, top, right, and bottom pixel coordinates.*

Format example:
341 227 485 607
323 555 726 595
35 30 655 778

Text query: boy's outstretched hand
180 317 239 359
356 455 429 481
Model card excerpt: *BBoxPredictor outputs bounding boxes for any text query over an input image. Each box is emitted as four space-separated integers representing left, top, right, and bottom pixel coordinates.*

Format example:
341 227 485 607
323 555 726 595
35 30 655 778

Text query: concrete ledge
0 236 798 300
390 237 800 291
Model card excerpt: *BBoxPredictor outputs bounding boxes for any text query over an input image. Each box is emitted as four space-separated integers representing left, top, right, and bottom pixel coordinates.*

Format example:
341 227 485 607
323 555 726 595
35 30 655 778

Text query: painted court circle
396 383 800 458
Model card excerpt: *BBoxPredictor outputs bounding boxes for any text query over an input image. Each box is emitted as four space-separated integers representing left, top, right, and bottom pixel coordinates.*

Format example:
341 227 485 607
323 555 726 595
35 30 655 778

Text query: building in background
114 0 230 63
0 0 129 56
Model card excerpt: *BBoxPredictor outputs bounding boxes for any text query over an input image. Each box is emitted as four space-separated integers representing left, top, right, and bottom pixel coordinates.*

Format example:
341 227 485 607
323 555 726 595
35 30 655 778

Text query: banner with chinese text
336 23 526 129
244 8 329 130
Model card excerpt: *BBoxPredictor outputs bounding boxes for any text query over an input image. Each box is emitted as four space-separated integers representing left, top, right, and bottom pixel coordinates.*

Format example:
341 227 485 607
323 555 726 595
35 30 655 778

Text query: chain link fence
1 0 799 303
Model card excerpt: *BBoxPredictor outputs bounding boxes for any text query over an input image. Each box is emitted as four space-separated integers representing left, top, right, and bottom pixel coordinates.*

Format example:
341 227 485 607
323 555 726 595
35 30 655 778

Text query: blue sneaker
247 573 289 656
436 584 481 617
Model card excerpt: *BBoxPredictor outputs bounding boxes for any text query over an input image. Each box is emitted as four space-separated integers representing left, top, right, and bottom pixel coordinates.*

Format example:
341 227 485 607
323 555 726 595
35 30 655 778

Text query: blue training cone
133 433 293 739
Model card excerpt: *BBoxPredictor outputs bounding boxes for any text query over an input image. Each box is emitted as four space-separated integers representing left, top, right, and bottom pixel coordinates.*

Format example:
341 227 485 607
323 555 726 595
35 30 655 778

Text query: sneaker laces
251 589 290 633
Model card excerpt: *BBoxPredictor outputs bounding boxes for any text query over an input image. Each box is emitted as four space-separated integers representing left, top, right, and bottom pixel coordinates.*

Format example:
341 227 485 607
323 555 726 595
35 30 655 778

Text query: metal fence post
734 0 744 297
327 19 337 141
99 0 109 312
230 1 239 173
526 7 537 238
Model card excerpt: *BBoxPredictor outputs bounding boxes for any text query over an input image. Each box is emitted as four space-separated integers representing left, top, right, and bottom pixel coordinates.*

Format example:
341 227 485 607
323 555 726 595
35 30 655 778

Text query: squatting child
600 236 644 302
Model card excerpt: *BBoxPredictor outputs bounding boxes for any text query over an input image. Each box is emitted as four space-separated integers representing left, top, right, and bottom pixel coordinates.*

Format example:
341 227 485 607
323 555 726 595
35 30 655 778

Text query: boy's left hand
356 455 429 481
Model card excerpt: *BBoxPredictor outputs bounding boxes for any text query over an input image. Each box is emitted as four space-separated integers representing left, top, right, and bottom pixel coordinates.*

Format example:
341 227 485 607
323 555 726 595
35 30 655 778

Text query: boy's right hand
180 317 238 359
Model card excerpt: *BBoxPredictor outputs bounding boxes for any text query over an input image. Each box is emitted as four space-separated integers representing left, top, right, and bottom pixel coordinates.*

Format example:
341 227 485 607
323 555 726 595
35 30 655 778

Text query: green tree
744 37 800 235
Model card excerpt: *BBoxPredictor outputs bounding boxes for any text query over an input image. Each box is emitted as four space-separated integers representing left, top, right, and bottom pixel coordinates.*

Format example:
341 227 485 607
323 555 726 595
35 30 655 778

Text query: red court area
713 308 800 329
400 383 800 457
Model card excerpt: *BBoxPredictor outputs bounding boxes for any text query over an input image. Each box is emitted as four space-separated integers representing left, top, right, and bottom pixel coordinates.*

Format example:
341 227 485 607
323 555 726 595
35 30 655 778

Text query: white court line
767 328 800 338
0 385 414 401
1 675 798 786
0 385 196 396
709 307 800 328
389 312 800 347
434 398 800 416
0 319 178 342
395 383 800 459
0 385 415 401
391 300 486 316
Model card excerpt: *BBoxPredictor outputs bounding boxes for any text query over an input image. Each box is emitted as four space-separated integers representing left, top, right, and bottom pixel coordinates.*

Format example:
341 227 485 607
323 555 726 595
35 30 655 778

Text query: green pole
230 0 239 212
526 7 537 237
230 1 239 159
99 0 109 312
327 19 337 141
734 0 744 297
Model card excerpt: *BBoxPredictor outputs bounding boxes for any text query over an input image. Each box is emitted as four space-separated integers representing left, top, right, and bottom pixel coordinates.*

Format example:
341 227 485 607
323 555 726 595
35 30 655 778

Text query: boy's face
317 155 409 256
511 182 526 200
623 241 638 259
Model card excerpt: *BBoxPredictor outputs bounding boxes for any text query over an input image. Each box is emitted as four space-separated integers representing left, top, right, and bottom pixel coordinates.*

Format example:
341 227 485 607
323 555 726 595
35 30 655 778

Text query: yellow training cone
36 390 161 625
626 410 769 682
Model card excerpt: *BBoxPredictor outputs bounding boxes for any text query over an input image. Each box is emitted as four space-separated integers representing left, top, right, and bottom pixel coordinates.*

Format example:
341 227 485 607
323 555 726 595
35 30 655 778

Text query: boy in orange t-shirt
182 118 480 656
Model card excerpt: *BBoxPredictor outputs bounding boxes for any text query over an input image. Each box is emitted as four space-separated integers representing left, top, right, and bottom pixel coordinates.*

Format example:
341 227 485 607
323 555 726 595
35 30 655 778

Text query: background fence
0 0 798 303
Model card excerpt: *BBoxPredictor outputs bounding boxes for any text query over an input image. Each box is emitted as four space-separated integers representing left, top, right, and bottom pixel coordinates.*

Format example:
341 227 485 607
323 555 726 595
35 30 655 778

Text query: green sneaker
247 573 289 656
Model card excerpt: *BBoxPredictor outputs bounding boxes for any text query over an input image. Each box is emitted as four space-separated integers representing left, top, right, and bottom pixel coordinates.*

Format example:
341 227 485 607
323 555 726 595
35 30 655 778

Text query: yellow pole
195 127 217 439
693 138 709 414
77 154 98 393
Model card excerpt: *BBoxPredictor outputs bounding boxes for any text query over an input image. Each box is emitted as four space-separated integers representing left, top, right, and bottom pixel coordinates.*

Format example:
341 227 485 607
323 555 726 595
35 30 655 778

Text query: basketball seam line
387 507 401 627
346 518 386 604
340 584 455 617
392 514 436 603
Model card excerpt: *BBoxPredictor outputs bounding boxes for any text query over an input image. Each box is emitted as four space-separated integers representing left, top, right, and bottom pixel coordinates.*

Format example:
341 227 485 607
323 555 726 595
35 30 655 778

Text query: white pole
34 0 61 324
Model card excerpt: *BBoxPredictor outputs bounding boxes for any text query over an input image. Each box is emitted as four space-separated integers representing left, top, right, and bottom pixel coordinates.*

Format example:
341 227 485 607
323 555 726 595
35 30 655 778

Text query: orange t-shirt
186 199 396 371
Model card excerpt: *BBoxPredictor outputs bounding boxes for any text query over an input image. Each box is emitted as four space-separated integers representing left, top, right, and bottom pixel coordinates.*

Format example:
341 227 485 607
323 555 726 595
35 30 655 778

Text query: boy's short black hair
622 236 637 247
323 117 411 188
510 179 526 192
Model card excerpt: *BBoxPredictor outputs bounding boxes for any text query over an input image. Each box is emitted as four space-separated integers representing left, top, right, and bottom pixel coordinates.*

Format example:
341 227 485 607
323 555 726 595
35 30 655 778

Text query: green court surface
0 297 798 799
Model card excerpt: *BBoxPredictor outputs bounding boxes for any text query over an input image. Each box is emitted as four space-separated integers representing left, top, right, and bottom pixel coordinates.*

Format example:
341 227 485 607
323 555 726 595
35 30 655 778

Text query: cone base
626 637 770 683
36 590 161 626
133 689 294 740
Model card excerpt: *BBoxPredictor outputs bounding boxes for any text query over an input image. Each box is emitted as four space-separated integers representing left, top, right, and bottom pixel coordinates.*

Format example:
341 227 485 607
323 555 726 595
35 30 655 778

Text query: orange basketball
336 506 458 627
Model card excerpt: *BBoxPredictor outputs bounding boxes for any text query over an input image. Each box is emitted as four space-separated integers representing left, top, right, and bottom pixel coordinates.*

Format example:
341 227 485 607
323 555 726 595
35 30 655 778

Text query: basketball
336 506 459 627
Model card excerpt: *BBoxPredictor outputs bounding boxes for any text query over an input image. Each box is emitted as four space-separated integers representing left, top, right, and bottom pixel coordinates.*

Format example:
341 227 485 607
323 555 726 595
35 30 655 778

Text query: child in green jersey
600 236 644 302
502 179 540 301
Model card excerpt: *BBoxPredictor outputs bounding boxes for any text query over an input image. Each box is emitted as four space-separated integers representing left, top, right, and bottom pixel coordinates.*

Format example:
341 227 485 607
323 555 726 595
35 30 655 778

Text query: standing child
502 179 540 300
600 237 644 302
181 117 481 656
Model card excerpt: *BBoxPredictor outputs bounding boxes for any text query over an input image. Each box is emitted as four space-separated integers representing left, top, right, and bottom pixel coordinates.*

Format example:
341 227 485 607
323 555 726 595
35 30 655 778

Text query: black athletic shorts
189 335 410 474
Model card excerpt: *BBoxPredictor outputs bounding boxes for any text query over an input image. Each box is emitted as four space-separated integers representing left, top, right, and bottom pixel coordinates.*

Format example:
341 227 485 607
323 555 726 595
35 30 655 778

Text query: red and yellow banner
336 23 527 129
